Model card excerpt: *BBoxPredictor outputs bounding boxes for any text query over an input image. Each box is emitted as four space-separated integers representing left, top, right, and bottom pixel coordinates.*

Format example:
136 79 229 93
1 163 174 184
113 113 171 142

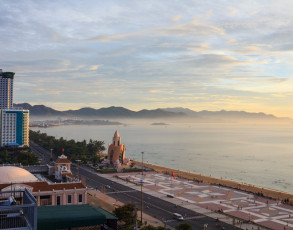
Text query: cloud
88 65 102 70
230 75 288 83
88 18 225 43
2 0 293 117
228 9 237 16
172 15 182 21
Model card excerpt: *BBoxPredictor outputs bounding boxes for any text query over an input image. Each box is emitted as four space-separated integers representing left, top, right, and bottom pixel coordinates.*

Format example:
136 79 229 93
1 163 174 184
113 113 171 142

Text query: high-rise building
0 109 29 147
0 69 29 147
0 69 14 109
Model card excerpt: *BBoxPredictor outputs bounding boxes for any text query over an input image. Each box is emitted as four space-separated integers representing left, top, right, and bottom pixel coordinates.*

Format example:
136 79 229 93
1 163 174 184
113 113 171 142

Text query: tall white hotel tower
0 69 29 147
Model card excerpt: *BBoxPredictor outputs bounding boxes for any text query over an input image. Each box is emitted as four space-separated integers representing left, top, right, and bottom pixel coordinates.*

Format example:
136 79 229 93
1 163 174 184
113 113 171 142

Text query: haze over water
32 122 293 193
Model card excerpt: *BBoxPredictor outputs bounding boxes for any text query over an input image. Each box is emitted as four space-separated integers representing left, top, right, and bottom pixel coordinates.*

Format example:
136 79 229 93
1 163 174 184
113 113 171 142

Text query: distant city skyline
1 1 293 117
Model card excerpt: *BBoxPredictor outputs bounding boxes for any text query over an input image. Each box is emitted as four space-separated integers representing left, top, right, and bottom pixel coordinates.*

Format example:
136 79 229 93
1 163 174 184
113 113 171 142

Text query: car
105 185 111 189
173 213 184 221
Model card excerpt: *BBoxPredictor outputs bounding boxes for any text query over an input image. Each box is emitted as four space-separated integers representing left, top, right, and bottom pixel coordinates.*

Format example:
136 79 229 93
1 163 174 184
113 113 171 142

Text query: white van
173 213 184 221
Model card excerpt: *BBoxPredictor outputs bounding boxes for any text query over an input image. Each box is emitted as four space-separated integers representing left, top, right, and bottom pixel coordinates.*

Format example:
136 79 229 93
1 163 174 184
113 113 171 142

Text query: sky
1 1 293 117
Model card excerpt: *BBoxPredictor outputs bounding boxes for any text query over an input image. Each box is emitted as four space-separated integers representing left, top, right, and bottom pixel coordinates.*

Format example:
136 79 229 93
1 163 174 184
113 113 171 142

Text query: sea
31 122 293 194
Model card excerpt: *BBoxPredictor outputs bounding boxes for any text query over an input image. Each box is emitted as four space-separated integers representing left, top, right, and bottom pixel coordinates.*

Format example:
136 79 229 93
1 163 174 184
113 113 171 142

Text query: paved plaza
101 172 293 230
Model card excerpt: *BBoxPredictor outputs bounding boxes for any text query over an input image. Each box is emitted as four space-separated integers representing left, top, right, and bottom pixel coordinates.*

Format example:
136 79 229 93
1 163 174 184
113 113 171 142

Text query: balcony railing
0 189 37 230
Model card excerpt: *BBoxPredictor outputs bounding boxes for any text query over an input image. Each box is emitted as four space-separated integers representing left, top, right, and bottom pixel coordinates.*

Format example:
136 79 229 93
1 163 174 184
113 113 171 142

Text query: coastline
132 160 293 203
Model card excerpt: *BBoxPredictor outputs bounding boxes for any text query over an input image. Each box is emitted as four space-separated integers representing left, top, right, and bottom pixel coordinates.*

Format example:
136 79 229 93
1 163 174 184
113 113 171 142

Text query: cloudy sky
1 0 293 117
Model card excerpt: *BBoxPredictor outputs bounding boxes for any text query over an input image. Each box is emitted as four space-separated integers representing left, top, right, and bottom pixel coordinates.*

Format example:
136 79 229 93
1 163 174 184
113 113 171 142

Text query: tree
29 130 105 163
141 226 170 230
113 203 136 227
176 223 193 230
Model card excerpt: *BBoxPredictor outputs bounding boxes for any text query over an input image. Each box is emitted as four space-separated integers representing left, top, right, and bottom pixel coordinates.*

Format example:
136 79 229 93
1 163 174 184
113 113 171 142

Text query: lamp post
140 179 143 224
140 151 144 224
141 152 144 175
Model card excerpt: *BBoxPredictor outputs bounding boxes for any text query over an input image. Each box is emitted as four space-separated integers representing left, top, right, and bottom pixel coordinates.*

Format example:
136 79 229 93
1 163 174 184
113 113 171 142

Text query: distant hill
161 107 198 116
14 103 185 118
14 103 291 122
161 107 291 122
14 103 64 116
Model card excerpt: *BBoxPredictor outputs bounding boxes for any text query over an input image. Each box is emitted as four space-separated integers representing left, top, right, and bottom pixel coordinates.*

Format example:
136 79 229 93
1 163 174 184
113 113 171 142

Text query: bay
31 122 293 193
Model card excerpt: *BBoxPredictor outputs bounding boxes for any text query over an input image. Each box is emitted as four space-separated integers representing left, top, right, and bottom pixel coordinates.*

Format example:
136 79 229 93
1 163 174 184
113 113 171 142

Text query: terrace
0 189 37 230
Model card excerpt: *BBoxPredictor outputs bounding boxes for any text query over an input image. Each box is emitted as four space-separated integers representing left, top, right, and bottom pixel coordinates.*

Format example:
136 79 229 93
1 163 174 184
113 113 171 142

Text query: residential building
0 109 29 147
0 69 14 109
0 69 29 147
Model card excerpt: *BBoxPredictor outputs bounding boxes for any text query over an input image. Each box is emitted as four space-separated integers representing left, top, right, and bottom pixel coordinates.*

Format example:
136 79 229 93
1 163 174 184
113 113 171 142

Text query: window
57 196 60 205
79 194 82 203
68 195 72 204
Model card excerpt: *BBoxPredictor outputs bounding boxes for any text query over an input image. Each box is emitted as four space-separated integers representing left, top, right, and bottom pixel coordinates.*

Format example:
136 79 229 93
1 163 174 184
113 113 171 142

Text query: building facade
55 154 74 181
105 130 130 167
0 166 87 206
0 69 14 109
0 109 29 147
0 69 29 147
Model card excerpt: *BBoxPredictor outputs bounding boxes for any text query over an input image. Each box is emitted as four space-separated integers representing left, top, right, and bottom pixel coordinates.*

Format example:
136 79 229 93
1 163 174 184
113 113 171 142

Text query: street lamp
140 151 144 225
139 179 144 224
141 152 144 175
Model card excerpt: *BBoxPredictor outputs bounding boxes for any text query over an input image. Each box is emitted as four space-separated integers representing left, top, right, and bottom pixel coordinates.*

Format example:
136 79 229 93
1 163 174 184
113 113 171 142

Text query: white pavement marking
98 172 288 229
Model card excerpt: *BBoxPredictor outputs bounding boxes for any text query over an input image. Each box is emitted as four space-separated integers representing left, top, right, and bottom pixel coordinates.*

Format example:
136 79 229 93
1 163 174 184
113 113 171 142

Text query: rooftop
0 166 38 184
37 204 117 230
0 72 15 79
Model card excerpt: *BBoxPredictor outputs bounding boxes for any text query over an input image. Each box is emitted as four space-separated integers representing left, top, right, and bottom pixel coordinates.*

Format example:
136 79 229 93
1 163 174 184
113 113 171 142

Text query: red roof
62 172 74 178
0 181 85 192
56 158 71 164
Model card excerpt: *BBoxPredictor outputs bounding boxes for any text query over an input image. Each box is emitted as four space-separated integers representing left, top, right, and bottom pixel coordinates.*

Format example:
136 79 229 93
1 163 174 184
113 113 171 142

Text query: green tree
141 226 170 230
29 130 105 163
113 203 136 227
176 223 193 230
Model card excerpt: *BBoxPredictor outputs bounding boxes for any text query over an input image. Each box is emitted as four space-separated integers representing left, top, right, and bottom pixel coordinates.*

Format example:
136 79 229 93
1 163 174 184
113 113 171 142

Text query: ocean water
31 122 293 193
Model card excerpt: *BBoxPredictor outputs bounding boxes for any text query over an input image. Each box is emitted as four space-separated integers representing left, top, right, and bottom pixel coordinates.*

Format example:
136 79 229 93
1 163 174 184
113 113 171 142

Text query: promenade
100 171 293 230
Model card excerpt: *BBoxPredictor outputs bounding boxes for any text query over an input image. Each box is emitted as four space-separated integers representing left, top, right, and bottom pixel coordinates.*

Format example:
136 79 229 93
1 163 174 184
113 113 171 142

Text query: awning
37 204 107 230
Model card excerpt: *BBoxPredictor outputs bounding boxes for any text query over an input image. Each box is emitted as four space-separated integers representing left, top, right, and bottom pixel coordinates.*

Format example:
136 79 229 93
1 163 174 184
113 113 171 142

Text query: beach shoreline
132 160 293 204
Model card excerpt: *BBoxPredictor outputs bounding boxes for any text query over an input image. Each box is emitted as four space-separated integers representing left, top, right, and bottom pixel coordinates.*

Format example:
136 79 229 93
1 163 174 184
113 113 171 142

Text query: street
30 142 239 229
72 165 239 230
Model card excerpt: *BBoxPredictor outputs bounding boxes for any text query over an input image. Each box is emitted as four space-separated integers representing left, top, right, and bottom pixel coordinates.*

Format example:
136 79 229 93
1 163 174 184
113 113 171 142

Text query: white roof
0 166 38 184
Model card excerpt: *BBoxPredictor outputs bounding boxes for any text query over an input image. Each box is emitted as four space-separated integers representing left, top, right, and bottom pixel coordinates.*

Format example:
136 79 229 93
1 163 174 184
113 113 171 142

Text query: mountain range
14 103 291 122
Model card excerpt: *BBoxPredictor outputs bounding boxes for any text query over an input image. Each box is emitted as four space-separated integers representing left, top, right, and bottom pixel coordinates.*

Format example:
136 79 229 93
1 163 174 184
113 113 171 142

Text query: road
30 141 54 163
30 142 239 229
72 165 240 230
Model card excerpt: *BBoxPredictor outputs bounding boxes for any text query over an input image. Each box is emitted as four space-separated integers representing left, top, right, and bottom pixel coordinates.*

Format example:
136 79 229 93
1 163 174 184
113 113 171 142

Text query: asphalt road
29 142 239 229
30 141 54 163
71 165 240 230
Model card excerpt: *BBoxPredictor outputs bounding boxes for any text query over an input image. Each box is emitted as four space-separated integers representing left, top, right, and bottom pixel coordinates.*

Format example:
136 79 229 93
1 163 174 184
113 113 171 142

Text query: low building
54 153 74 181
0 166 87 206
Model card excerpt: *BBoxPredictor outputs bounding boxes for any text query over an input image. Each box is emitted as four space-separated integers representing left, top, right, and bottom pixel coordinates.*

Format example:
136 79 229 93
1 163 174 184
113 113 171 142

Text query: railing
0 189 37 230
